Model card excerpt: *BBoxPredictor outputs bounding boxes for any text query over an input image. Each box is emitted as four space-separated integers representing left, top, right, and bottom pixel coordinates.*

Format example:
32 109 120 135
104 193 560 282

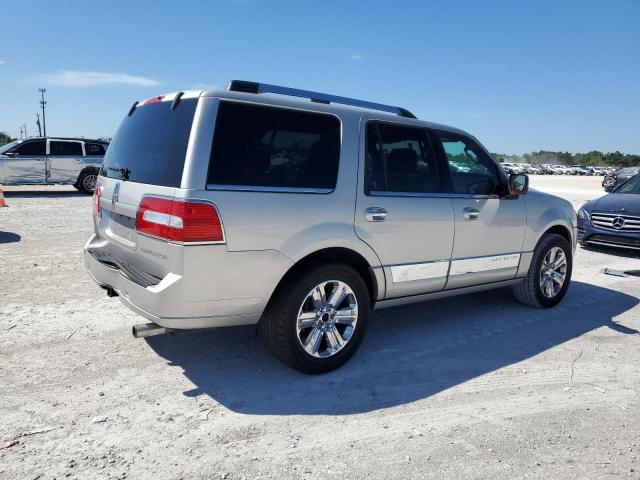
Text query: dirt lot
1 176 639 480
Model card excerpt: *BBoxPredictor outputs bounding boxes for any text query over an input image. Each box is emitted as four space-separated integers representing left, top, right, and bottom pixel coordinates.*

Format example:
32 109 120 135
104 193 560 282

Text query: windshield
616 174 640 194
0 140 20 154
100 98 198 187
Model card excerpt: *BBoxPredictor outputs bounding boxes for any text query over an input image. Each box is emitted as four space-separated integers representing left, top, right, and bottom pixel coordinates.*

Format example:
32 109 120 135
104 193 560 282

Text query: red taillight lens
92 185 103 217
136 197 224 243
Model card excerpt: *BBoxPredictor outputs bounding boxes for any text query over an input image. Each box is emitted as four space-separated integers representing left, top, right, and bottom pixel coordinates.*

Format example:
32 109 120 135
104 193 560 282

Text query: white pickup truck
0 137 109 193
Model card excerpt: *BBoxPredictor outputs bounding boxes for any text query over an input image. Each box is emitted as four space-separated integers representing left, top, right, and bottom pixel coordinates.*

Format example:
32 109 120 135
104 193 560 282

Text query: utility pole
36 113 42 137
19 126 23 139
23 123 28 139
39 88 47 138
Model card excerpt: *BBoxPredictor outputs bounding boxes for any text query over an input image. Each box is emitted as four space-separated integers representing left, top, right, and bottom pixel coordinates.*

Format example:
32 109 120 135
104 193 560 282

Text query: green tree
0 132 16 145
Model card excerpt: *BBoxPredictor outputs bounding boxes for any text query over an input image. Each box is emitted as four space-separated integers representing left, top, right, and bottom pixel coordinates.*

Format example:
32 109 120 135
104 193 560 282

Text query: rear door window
50 141 83 156
365 122 439 194
101 99 198 186
208 102 341 190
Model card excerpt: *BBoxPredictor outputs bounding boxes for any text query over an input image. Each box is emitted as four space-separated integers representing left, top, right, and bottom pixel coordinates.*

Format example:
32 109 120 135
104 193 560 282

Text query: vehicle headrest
388 148 418 173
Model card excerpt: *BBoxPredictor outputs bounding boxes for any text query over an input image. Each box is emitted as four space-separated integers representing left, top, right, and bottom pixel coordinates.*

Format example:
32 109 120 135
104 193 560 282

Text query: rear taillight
136 196 224 243
93 185 103 217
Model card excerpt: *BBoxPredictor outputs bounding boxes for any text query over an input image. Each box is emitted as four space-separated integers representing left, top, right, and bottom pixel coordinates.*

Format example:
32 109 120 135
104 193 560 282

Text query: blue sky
1 0 638 154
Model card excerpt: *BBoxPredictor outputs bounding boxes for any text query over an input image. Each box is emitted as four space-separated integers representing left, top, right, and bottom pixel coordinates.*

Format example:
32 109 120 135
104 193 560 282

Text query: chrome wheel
539 246 567 298
82 174 97 192
296 280 358 358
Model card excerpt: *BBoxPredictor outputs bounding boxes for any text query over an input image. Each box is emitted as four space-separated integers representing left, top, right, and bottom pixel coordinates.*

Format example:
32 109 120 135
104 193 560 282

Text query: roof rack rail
227 80 416 119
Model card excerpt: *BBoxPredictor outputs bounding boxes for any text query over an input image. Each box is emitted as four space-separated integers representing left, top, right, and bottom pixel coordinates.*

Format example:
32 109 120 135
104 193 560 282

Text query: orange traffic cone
0 188 8 207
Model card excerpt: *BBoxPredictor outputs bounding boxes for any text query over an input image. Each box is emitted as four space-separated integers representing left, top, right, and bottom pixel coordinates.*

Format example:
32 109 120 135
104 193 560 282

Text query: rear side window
101 99 197 187
85 143 106 156
208 102 341 190
365 122 439 194
50 141 83 156
14 140 45 156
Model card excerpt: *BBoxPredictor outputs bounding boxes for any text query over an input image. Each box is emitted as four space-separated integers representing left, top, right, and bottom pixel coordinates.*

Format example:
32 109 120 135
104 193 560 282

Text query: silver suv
0 137 108 193
85 81 576 373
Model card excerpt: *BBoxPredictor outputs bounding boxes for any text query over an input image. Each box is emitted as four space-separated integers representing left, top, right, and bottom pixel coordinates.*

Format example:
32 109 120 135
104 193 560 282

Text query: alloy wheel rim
296 280 358 358
539 246 567 298
83 174 97 191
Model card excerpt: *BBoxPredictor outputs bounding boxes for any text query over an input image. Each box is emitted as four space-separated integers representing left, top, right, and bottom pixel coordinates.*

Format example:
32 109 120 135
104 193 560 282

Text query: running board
374 279 522 310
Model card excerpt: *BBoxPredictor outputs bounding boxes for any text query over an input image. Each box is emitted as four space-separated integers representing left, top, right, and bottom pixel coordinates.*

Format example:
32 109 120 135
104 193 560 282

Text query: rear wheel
260 263 371 374
77 168 98 194
512 233 572 308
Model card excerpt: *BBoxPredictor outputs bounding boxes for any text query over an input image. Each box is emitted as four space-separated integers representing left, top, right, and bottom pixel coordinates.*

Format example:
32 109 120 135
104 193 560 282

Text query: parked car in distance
568 165 588 175
0 137 108 193
538 164 556 175
85 81 576 373
500 162 523 174
578 173 640 251
519 163 543 175
602 167 640 192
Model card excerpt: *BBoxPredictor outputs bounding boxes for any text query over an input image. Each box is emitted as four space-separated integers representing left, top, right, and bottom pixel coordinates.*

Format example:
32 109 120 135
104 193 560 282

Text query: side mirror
509 173 529 195
604 185 614 193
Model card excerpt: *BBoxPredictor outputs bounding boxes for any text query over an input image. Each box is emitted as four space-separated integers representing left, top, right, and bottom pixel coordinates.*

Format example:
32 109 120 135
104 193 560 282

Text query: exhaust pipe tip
106 287 118 298
132 323 173 338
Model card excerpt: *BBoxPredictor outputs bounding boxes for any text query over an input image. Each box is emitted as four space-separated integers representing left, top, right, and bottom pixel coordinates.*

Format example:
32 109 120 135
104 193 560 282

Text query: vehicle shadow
580 243 640 259
2 189 85 199
146 281 638 416
0 231 21 244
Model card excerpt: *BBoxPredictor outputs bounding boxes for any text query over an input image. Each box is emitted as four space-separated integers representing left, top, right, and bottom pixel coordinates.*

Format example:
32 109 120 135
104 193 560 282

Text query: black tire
512 233 572 308
77 168 98 194
259 263 371 374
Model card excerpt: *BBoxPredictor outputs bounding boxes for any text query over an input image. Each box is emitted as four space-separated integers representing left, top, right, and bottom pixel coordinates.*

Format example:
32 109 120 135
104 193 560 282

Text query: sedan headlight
577 207 590 220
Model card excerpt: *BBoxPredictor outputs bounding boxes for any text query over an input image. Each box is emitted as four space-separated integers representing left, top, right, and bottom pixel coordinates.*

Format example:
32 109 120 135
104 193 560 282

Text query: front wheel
259 263 371 374
512 233 572 308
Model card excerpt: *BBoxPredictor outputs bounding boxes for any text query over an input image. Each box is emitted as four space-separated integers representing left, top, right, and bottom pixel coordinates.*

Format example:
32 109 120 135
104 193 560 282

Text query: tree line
492 150 640 168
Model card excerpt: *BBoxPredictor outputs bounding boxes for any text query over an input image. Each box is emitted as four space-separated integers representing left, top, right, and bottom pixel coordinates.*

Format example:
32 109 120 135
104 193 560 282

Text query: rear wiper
108 167 130 181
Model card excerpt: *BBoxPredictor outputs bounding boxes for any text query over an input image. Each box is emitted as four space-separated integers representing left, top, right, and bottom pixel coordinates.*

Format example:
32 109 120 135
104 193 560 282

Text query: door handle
365 207 388 222
463 207 480 220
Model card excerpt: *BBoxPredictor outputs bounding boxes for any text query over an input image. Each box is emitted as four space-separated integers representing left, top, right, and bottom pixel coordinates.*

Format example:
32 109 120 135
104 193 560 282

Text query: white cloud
351 53 364 62
39 70 159 87
0 60 5 65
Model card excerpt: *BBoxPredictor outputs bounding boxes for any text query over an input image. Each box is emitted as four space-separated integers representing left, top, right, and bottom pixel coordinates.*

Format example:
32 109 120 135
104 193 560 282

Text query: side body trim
449 253 521 276
390 260 450 283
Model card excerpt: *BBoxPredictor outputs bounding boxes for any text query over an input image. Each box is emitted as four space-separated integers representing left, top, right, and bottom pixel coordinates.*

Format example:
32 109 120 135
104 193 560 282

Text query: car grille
588 234 640 249
591 212 640 232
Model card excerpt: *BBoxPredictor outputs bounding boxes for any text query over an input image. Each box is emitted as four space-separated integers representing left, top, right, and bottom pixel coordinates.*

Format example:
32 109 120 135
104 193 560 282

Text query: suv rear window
85 143 106 156
101 99 197 187
208 102 341 190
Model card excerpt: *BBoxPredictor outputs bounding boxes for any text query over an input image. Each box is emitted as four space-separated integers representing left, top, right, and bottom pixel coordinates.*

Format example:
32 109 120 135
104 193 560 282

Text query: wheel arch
543 224 572 245
265 247 381 310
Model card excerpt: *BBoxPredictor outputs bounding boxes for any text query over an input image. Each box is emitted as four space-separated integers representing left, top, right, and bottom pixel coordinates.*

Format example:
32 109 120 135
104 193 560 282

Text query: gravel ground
1 175 639 480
